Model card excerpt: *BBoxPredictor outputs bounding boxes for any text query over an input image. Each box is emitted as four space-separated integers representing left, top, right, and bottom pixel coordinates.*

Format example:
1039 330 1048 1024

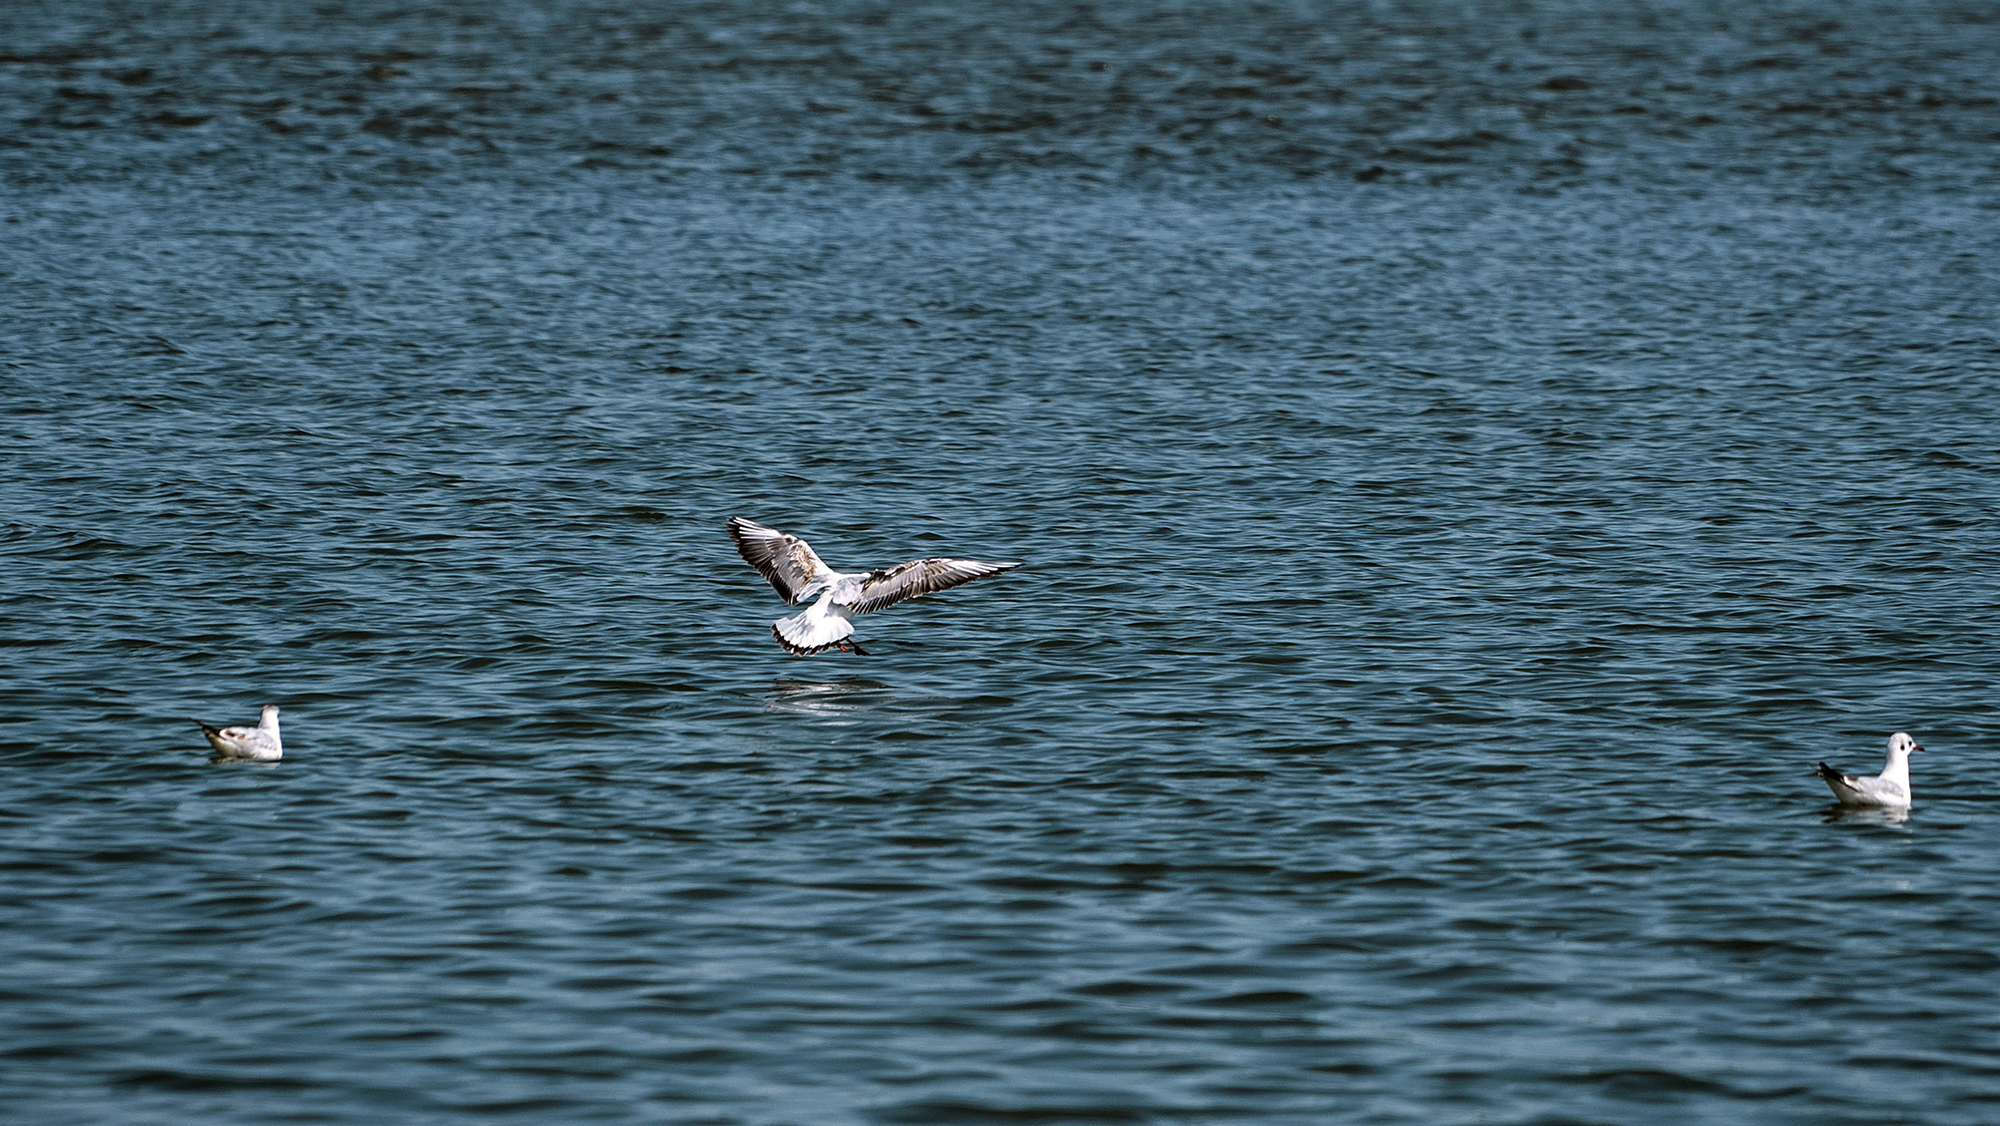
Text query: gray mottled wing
728 517 833 604
1816 761 1904 805
843 557 1020 615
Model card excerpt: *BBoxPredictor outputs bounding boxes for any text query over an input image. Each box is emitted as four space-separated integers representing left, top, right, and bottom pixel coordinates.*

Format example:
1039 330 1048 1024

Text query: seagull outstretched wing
845 557 1021 615
728 517 833 604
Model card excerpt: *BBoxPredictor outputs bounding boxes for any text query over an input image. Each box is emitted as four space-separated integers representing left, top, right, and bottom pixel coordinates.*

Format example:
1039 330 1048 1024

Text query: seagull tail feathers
772 605 857 656
1815 762 1867 804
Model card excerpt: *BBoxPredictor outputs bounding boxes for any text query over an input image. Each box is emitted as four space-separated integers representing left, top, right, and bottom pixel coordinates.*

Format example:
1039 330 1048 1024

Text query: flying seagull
727 517 1020 655
1816 731 1921 808
190 705 284 761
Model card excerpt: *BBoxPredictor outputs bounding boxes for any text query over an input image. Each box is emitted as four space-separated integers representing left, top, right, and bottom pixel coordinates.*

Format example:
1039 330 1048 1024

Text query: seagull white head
1888 732 1922 756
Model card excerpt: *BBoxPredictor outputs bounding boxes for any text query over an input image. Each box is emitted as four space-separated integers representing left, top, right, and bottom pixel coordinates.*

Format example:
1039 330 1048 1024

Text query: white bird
190 705 283 761
1816 732 1922 808
727 517 1020 655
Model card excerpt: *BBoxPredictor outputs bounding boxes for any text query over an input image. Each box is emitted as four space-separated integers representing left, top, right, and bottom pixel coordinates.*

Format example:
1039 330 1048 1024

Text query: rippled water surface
6 2 2000 1123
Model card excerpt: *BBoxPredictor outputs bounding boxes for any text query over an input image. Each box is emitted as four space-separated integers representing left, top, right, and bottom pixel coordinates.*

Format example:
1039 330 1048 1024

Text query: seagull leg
839 638 871 656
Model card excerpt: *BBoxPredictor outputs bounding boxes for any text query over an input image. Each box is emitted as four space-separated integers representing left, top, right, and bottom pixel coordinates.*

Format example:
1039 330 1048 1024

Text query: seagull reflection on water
1821 804 1911 828
765 677 896 722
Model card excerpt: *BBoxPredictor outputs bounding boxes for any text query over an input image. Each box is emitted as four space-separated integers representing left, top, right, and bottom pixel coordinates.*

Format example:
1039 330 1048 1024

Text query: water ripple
5 1 2000 1124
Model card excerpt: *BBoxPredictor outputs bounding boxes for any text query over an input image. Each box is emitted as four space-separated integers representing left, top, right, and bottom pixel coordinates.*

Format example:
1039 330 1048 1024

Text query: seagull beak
1912 742 1924 753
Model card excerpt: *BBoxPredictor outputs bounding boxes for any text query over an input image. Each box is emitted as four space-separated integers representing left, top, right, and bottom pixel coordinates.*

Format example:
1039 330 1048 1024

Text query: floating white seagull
190 705 283 761
1816 732 1921 808
727 517 1020 655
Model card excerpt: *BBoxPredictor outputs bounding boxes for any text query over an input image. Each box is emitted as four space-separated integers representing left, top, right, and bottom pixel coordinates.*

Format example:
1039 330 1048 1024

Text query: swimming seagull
727 517 1020 655
1816 732 1921 808
190 705 283 761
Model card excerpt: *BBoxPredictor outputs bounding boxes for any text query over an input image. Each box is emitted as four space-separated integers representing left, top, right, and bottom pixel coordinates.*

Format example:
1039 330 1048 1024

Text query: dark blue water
6 2 2000 1122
